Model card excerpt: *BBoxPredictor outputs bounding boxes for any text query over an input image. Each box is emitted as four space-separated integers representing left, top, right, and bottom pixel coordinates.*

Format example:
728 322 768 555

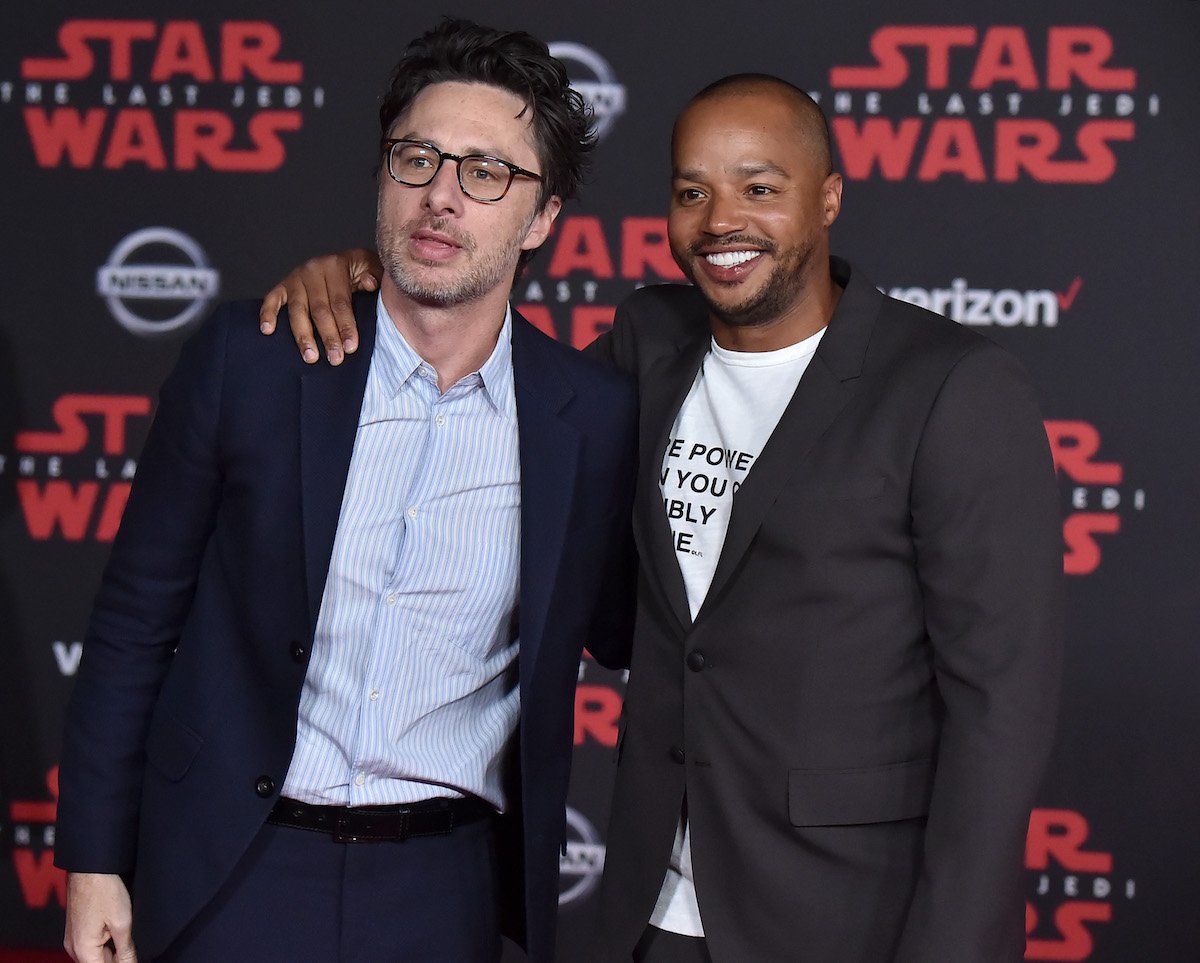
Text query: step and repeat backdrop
2 1 1197 959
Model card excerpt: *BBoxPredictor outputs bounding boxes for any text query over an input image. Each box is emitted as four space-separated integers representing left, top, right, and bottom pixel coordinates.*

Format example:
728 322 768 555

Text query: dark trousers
633 926 713 963
156 816 501 962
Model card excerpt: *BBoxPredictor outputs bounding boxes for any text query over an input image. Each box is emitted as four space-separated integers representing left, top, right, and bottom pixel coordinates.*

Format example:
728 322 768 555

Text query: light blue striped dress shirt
281 297 521 810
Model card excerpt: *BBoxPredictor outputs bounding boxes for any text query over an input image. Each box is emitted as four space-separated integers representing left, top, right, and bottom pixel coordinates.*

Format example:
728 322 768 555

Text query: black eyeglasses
383 139 544 202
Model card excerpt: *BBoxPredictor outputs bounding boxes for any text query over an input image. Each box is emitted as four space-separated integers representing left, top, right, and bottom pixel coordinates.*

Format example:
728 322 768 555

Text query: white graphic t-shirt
650 326 825 936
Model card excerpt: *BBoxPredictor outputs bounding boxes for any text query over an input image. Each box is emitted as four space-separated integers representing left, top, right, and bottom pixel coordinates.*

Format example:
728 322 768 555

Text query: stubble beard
376 210 522 308
685 233 819 329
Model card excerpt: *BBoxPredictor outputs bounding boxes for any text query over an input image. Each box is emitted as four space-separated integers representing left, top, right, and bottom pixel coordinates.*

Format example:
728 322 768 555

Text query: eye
748 184 776 196
676 187 705 203
395 147 434 169
462 158 504 182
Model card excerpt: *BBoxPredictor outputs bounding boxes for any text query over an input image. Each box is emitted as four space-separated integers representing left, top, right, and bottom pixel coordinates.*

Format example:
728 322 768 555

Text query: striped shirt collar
374 295 515 417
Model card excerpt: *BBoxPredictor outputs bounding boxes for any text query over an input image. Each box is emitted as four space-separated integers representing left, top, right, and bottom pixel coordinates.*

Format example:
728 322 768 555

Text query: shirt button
407 506 418 518
354 773 366 787
368 690 380 702
386 594 396 605
435 414 446 427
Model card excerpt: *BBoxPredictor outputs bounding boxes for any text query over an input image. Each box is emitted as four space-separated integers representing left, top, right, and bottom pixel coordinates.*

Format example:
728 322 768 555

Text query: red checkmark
1056 277 1083 310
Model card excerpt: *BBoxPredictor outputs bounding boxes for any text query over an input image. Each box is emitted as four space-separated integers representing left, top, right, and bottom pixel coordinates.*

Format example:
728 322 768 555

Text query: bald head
675 73 833 176
667 72 843 345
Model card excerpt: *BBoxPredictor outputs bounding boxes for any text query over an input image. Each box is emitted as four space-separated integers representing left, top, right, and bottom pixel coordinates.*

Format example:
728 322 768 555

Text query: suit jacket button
669 746 685 764
255 776 276 798
686 651 706 672
290 642 307 663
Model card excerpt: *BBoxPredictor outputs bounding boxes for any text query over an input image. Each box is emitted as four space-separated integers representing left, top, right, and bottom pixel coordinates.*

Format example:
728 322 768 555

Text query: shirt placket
346 365 439 804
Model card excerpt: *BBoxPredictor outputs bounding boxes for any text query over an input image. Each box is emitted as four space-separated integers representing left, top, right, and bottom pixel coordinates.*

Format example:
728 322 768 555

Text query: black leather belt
268 795 494 843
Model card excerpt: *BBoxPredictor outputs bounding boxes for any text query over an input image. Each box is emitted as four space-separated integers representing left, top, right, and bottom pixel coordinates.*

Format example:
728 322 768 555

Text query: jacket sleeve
897 342 1064 961
578 297 644 670
580 470 638 673
54 311 231 874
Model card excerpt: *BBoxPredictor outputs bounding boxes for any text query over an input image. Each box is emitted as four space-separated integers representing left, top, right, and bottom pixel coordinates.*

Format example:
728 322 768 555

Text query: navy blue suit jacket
55 294 638 961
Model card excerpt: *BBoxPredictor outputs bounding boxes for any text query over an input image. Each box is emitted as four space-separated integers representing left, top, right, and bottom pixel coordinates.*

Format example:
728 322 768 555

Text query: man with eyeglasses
54 19 637 963
261 69 1062 963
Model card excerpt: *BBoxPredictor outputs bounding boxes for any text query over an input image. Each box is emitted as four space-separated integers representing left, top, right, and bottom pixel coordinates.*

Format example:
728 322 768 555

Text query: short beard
376 211 521 308
686 233 817 329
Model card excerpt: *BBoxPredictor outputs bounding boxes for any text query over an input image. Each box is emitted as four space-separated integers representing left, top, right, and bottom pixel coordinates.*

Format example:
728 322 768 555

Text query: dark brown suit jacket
587 258 1062 961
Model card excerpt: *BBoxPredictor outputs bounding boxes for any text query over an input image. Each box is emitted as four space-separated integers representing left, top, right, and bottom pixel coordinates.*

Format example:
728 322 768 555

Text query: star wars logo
6 393 152 542
1025 808 1134 961
820 26 1157 183
3 20 324 171
1044 420 1144 576
8 767 65 910
518 215 684 348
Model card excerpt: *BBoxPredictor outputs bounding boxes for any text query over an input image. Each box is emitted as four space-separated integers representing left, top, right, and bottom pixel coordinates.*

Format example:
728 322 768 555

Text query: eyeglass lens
388 142 514 201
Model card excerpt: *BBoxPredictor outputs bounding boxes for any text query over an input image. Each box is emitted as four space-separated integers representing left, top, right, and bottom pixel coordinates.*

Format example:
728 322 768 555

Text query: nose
701 189 746 237
422 158 466 217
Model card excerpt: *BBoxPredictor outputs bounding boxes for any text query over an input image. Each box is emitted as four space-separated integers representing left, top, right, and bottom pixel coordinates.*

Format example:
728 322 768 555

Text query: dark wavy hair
379 18 596 212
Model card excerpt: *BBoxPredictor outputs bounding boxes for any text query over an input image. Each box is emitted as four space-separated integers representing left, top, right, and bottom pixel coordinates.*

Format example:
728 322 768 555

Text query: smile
704 250 761 268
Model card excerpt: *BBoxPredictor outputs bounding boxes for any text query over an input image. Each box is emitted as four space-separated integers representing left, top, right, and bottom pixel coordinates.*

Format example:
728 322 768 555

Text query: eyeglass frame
382 138 545 203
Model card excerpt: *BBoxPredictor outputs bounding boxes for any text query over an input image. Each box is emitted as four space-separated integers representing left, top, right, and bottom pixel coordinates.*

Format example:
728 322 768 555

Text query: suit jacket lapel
299 295 377 634
512 313 582 683
635 328 709 633
696 261 882 623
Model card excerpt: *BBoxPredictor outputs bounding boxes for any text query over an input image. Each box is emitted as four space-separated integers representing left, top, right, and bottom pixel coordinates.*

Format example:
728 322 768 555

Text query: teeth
705 250 761 268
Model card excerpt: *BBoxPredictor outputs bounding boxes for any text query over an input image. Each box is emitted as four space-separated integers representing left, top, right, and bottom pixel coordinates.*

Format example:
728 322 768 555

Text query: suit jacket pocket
788 757 933 827
145 711 204 782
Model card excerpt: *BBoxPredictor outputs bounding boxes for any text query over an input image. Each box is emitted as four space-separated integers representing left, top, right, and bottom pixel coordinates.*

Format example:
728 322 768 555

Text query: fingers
261 272 319 364
333 248 377 355
112 928 139 963
328 290 360 357
64 909 134 963
319 249 379 361
283 262 322 364
305 270 352 366
288 257 357 366
263 250 378 365
64 865 137 963
258 282 285 335
347 247 384 296
259 261 332 365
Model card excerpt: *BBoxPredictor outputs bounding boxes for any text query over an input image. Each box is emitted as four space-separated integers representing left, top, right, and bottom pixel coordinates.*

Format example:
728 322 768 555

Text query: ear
821 173 843 228
521 195 562 251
